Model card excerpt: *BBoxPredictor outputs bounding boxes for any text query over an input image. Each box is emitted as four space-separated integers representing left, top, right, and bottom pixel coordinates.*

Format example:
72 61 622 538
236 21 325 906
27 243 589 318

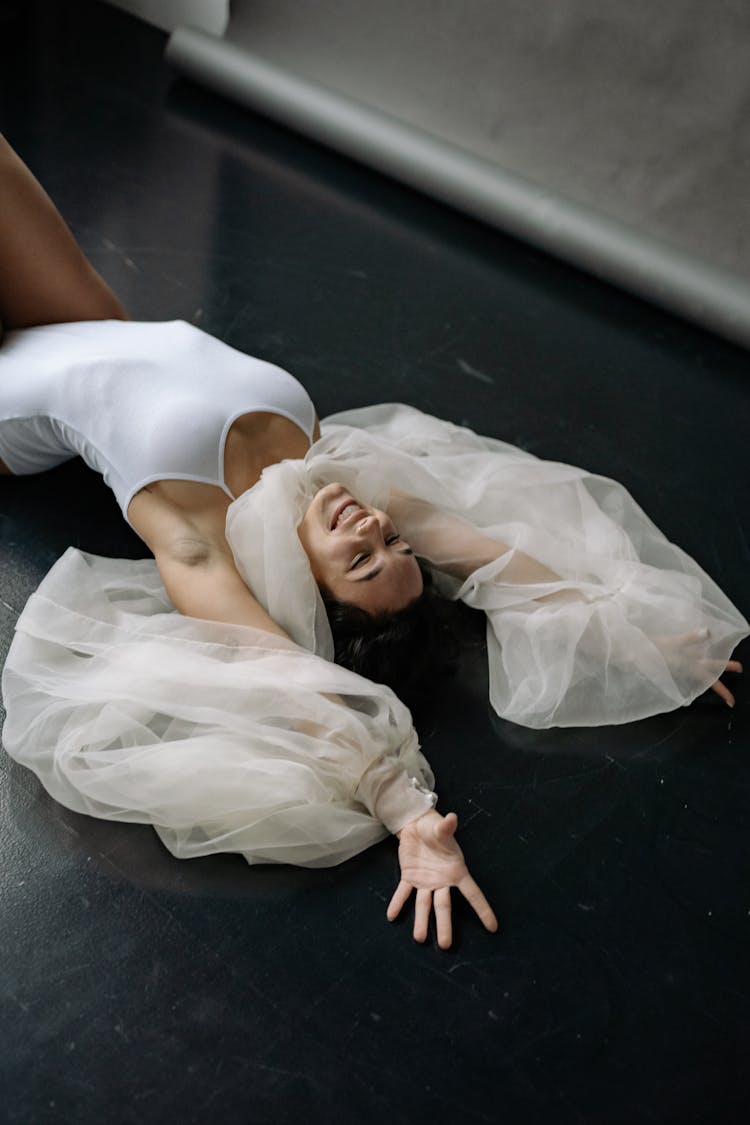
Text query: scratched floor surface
1 3 749 1123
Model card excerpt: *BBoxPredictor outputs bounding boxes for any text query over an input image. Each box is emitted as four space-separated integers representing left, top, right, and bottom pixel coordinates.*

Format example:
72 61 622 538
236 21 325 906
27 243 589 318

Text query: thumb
436 812 458 840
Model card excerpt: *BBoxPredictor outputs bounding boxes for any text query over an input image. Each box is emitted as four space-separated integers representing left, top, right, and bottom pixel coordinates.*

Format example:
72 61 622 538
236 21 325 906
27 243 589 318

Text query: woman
1 137 746 949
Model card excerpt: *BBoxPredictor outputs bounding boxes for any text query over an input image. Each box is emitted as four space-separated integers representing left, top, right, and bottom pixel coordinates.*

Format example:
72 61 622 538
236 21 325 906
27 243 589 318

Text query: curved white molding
167 27 750 351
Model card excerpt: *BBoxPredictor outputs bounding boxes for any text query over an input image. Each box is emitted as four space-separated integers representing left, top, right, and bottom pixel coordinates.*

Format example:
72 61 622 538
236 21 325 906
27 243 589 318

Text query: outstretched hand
710 658 743 707
388 810 499 949
654 628 743 708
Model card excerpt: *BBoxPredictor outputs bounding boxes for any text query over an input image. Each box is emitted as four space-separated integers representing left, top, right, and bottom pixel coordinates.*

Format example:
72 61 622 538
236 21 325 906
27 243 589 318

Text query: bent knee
78 268 129 322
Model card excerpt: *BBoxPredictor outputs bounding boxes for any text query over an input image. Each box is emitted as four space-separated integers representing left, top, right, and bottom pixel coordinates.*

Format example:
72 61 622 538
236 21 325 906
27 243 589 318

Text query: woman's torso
0 318 318 541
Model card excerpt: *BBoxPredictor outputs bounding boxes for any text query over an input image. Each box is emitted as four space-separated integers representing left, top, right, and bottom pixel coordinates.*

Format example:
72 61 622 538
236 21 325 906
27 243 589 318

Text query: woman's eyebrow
356 565 383 583
355 547 413 582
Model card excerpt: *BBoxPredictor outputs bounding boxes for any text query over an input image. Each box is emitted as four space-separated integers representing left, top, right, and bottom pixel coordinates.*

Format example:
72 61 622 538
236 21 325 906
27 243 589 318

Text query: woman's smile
330 499 368 530
298 482 424 613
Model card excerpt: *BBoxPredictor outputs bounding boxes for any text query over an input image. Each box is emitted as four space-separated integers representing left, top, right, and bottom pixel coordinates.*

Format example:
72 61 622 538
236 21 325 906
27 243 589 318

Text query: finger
724 660 743 674
710 680 735 708
435 812 458 841
433 887 453 950
459 875 500 933
387 881 413 921
413 889 432 943
671 628 710 644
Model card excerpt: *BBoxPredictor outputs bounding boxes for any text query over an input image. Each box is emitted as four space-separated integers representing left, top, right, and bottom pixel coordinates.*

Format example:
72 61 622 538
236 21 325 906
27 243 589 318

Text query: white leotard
0 319 316 521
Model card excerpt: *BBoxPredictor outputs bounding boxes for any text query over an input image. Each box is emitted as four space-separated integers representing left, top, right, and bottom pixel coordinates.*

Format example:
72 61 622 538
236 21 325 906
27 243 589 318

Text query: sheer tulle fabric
2 551 436 867
231 403 747 727
2 404 747 868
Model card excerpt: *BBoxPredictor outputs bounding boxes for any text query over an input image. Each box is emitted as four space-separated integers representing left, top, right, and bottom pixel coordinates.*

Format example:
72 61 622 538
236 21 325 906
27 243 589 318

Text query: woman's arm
140 494 501 943
387 490 565 589
129 485 291 638
155 534 291 639
388 489 741 707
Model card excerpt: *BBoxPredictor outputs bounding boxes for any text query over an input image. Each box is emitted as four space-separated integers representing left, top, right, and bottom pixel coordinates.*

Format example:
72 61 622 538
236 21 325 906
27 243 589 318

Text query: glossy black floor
1 4 748 1123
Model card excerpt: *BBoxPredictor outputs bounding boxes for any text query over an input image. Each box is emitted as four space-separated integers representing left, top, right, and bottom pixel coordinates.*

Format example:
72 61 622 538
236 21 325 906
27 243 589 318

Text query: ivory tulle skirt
2 405 747 867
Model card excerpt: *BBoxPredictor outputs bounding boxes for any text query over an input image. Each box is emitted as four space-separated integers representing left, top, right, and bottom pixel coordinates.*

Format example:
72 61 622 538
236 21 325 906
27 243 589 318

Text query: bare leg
0 135 129 472
0 133 128 333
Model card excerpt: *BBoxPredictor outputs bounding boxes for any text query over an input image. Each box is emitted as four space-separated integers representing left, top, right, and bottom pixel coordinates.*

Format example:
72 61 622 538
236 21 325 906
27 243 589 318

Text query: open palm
654 628 743 707
387 810 499 949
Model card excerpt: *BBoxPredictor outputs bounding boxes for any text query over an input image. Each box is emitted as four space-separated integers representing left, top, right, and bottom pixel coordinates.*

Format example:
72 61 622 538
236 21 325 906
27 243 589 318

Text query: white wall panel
165 1 750 347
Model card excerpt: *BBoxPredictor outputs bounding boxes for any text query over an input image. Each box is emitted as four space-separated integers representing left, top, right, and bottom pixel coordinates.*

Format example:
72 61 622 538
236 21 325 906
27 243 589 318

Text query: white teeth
335 503 359 528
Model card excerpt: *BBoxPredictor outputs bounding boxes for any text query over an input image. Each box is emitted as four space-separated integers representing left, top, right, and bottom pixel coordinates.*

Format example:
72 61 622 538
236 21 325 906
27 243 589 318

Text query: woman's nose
356 515 382 538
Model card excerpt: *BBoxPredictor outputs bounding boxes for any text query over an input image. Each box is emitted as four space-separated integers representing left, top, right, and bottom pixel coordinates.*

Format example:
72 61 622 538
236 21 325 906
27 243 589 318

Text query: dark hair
320 562 457 711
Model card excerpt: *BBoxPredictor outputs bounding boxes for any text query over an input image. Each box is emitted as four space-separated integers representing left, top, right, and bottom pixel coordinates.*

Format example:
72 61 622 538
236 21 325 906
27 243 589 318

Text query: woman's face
297 483 424 614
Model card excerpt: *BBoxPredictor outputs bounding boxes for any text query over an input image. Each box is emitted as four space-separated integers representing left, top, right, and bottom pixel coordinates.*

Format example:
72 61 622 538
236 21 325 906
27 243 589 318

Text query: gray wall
223 0 750 277
164 1 750 347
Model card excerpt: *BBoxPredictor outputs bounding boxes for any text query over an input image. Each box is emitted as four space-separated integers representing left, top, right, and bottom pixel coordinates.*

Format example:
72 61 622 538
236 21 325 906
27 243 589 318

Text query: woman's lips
330 497 354 529
330 498 366 530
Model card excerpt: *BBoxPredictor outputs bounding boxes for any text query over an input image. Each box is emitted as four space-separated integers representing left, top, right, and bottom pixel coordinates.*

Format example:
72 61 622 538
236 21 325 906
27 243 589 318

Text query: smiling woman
297 483 424 613
294 483 453 710
1 136 747 950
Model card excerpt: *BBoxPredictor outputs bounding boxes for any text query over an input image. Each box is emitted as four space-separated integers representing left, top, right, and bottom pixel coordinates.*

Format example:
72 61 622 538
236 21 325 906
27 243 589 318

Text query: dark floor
1 3 749 1123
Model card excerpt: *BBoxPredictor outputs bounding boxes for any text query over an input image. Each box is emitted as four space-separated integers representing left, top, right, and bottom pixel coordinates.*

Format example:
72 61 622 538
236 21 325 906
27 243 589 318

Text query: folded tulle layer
232 403 748 727
2 404 747 869
2 550 435 867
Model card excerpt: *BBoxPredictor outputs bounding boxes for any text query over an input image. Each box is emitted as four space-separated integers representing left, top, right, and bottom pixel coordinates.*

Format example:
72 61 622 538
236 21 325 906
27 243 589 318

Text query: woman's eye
385 535 400 545
351 553 370 569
